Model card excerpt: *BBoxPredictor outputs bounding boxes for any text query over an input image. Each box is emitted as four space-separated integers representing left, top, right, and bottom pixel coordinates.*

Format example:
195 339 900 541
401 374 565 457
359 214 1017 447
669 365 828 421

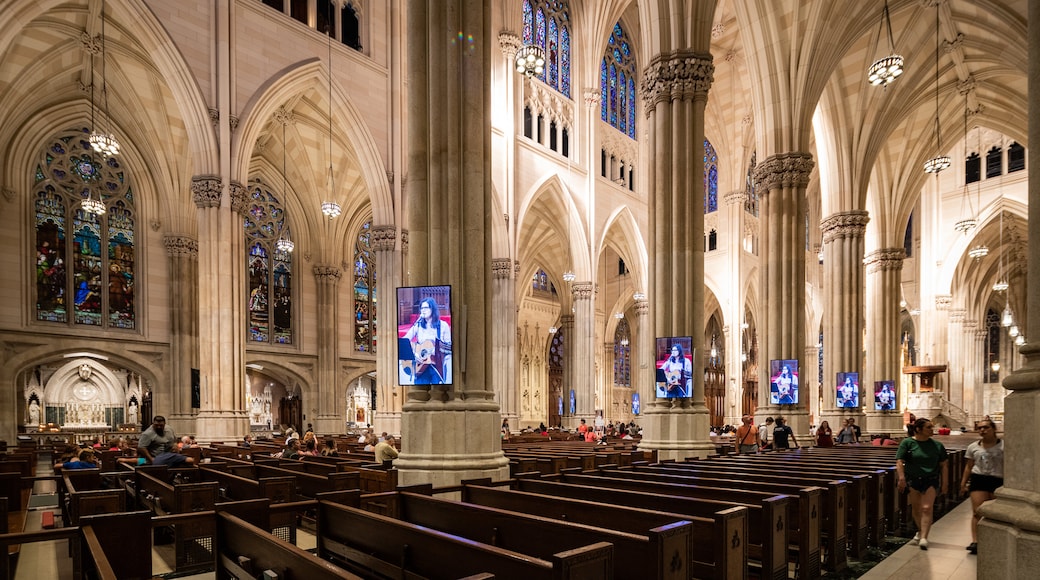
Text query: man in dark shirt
772 417 800 449
138 415 177 463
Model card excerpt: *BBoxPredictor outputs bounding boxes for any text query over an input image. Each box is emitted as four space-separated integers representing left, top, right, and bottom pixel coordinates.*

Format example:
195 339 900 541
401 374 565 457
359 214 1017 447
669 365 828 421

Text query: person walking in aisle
896 417 948 550
959 418 1003 554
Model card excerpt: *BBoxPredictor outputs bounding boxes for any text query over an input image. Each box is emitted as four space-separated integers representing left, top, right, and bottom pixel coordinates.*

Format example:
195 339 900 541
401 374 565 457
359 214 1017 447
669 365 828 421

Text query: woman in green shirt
895 417 948 550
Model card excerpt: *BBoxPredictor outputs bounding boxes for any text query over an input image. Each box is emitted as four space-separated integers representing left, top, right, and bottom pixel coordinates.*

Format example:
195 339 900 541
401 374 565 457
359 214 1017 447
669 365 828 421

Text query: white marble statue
28 400 39 425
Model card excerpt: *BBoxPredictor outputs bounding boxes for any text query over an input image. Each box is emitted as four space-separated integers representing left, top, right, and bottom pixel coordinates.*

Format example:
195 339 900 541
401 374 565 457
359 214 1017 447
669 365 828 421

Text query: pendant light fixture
88 0 120 158
275 118 294 253
923 2 950 174
321 6 341 221
867 0 904 86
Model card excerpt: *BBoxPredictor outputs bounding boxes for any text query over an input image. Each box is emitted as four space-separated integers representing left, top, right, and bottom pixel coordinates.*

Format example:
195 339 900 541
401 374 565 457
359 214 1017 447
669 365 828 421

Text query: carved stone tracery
162 234 199 258
370 225 396 251
491 258 512 279
191 175 222 208
641 51 714 114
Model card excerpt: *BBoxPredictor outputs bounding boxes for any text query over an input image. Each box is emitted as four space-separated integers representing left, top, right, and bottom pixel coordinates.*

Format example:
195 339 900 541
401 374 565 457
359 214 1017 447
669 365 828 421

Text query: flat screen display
655 336 693 398
874 381 896 410
769 359 799 404
396 285 453 385
836 372 860 408
632 393 641 415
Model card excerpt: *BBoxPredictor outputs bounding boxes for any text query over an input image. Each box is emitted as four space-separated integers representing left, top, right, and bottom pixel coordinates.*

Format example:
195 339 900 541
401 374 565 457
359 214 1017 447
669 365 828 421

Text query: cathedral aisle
860 498 978 580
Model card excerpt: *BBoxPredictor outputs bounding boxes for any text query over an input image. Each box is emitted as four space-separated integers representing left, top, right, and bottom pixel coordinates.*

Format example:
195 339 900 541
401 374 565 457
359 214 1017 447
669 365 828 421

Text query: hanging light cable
955 96 977 234
88 0 119 157
321 9 341 220
82 35 106 216
275 119 294 253
867 0 904 86
993 210 1008 292
923 2 950 173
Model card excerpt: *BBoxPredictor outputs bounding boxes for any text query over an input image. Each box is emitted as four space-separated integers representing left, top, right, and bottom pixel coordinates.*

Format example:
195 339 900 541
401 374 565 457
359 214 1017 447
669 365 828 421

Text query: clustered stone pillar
192 175 248 442
396 0 508 486
370 225 401 435
559 313 575 425
570 282 596 428
163 233 199 430
491 258 518 427
819 210 868 428
864 248 906 433
638 49 715 459
977 2 1040 568
313 265 341 434
753 153 814 435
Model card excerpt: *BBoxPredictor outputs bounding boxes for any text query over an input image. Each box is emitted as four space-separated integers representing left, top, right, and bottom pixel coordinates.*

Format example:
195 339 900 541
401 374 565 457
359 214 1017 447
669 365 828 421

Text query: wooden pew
217 511 364 580
60 468 126 527
0 473 30 559
318 500 613 579
461 481 745 580
363 490 709 580
131 466 218 571
512 476 793 580
79 510 154 580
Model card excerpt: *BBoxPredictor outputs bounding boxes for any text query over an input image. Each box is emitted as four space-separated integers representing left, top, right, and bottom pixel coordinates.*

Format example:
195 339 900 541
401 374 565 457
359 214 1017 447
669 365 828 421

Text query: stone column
978 0 1040 567
193 175 248 442
961 319 978 417
864 248 905 433
634 299 651 421
163 234 199 431
371 225 401 435
569 282 596 428
312 265 341 435
559 313 576 426
753 153 815 436
491 257 518 426
805 345 820 424
396 0 508 487
819 210 869 431
973 328 988 418
948 309 967 411
637 50 715 460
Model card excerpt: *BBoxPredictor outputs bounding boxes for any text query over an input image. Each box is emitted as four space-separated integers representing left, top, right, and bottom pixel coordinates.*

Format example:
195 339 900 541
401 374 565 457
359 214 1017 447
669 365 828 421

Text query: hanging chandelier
922 2 949 173
81 191 107 215
89 0 120 157
514 44 545 77
968 245 989 260
321 15 341 223
275 117 294 253
867 0 904 86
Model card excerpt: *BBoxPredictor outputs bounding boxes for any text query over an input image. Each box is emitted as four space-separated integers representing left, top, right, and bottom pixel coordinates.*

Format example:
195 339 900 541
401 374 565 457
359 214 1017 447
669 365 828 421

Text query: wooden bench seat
318 500 613 579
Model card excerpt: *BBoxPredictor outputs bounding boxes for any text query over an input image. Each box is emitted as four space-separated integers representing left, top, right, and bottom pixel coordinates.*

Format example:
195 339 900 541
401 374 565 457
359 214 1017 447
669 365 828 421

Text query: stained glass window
521 1 571 98
354 220 377 353
613 318 631 387
601 22 637 138
34 128 135 329
704 138 718 213
244 181 293 344
745 150 759 216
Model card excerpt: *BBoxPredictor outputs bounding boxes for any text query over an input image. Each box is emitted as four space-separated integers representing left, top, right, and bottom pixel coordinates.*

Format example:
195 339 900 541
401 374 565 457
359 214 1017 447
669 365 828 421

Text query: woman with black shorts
959 418 1003 554
896 417 948 550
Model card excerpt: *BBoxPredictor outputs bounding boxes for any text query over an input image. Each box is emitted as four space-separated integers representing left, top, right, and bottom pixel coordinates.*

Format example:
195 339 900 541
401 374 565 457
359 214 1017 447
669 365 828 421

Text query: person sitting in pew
56 447 98 470
276 438 301 459
152 441 194 467
300 438 319 456
321 438 340 457
138 415 178 464
375 436 399 468
242 434 253 448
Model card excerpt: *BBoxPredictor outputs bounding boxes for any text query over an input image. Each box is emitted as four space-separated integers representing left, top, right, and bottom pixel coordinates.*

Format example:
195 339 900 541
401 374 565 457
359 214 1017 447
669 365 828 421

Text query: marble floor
859 498 978 580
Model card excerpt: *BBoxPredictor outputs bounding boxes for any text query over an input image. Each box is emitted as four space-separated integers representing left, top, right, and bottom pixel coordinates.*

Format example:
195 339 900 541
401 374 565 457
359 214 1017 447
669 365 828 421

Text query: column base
194 410 249 445
637 403 715 460
312 416 342 437
373 411 402 437
978 487 1040 577
396 404 510 487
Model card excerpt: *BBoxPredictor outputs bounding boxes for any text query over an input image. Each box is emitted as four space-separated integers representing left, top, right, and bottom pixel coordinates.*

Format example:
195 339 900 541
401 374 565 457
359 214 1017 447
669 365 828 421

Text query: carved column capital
583 89 601 108
313 265 342 281
820 210 870 243
498 32 522 59
635 299 649 316
400 229 409 253
976 329 989 340
370 225 396 251
491 258 513 279
641 50 714 115
935 294 953 310
753 152 814 192
191 175 222 208
572 282 594 300
950 308 967 323
865 247 907 273
229 181 248 216
162 234 198 258
723 190 746 206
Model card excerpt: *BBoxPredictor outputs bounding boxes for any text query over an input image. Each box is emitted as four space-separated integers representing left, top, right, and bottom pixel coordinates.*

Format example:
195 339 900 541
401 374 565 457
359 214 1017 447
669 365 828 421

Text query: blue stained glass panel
561 25 571 97
548 17 558 88
609 64 618 126
535 9 546 82
704 139 718 213
601 61 608 121
619 71 627 134
522 0 533 43
628 77 636 138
